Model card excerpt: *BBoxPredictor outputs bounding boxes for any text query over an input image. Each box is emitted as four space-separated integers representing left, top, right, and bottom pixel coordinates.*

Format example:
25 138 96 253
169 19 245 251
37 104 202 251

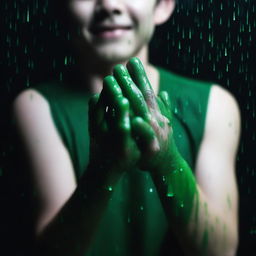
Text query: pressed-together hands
88 57 176 176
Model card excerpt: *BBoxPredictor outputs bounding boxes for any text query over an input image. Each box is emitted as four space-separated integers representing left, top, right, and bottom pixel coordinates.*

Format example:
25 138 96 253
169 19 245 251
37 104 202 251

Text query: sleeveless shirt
33 67 212 255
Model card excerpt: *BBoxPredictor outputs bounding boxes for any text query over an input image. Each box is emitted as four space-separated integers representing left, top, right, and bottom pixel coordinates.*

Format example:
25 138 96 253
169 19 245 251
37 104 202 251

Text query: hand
112 57 176 172
88 76 140 176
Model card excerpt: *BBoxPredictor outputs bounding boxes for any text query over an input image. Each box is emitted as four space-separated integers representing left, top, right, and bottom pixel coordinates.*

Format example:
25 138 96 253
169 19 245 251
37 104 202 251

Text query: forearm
151 149 238 256
36 165 123 256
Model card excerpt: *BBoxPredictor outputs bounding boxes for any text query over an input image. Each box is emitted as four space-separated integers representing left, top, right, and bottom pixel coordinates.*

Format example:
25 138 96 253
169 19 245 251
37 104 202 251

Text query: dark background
0 0 255 255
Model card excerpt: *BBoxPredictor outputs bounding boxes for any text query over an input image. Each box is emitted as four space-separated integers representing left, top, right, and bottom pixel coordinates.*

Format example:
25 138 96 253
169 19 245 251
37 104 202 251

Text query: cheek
68 2 92 27
129 1 156 34
137 13 155 43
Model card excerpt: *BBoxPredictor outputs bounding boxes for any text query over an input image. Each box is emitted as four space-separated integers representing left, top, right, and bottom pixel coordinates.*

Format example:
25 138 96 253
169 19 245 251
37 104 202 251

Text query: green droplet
106 186 113 191
167 192 174 197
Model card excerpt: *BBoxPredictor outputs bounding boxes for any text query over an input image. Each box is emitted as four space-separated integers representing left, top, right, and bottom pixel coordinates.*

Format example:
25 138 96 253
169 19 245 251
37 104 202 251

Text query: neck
69 46 159 95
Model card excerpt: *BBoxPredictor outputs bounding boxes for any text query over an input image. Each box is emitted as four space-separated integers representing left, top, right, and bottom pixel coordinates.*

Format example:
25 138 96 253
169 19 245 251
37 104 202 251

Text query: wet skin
88 57 175 174
88 57 197 226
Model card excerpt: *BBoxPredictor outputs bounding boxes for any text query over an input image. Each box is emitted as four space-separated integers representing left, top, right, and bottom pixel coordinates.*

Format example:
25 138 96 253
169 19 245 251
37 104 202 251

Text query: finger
159 91 171 109
156 97 167 117
159 91 172 121
131 116 159 152
126 57 158 109
102 76 125 131
103 75 123 103
96 76 122 131
97 76 122 113
109 96 131 149
113 64 150 121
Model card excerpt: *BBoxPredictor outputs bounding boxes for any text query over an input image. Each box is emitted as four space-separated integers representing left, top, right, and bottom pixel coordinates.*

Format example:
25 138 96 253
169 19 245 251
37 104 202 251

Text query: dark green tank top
34 67 212 256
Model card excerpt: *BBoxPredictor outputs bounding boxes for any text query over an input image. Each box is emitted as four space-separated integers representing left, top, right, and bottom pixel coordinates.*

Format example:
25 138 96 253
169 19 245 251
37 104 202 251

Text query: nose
96 0 123 15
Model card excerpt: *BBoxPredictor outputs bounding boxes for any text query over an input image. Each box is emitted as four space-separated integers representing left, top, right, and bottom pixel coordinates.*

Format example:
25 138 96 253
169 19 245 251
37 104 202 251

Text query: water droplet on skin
111 108 116 117
106 186 113 191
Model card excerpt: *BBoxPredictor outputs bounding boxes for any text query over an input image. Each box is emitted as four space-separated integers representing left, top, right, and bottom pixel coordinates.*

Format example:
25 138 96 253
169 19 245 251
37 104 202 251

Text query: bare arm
114 58 240 256
13 87 136 256
192 85 239 255
150 86 240 256
152 85 240 256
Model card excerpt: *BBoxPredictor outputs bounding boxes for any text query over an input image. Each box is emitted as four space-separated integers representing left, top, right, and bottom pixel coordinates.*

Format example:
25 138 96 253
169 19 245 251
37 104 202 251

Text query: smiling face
66 0 173 64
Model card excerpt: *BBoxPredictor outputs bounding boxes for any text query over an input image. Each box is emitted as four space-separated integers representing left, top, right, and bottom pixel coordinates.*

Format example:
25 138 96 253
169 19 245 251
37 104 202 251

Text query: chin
93 44 142 64
96 53 132 64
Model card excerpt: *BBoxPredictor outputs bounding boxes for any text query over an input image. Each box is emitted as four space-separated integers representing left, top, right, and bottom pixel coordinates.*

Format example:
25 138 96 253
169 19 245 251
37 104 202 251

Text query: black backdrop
0 0 255 255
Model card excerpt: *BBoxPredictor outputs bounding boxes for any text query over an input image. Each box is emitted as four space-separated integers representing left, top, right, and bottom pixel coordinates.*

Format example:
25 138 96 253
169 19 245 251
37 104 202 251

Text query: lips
90 25 132 35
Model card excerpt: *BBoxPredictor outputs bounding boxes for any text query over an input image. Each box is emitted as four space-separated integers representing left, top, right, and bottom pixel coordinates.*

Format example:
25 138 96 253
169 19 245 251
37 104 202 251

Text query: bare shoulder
208 85 240 124
13 88 49 120
210 84 239 106
12 88 57 143
13 88 76 234
195 85 240 218
204 85 241 147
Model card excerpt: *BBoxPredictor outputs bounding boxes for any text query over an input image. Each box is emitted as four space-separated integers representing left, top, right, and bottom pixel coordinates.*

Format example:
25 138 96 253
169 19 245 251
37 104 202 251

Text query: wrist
150 148 198 225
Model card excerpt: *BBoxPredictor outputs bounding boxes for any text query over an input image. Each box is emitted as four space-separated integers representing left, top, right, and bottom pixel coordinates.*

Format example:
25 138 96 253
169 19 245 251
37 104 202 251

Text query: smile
91 25 132 39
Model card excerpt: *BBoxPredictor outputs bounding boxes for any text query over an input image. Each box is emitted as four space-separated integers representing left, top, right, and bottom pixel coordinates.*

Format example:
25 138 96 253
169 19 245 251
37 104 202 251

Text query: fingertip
127 57 145 73
113 64 127 76
159 91 171 107
132 116 144 126
127 57 141 67
103 75 116 84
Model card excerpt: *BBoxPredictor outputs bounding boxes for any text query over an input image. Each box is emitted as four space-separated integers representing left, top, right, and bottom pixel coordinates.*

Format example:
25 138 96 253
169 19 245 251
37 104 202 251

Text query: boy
13 0 240 255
